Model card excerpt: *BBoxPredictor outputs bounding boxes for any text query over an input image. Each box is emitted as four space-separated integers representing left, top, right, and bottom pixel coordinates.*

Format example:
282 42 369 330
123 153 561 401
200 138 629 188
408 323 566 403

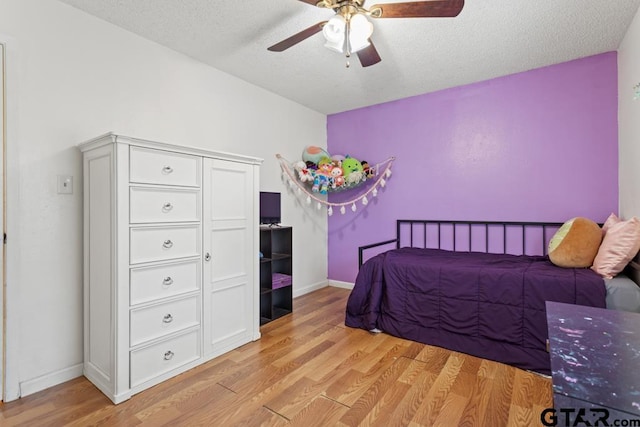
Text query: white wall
619 6 640 218
0 0 328 398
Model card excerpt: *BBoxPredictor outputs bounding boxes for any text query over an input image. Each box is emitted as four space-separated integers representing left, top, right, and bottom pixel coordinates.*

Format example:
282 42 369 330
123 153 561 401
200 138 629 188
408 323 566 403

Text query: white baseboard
329 280 354 290
20 363 84 398
293 280 328 298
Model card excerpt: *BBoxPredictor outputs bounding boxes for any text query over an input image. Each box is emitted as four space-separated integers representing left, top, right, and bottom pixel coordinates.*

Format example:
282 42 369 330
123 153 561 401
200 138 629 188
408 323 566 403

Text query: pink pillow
591 216 640 278
602 213 621 233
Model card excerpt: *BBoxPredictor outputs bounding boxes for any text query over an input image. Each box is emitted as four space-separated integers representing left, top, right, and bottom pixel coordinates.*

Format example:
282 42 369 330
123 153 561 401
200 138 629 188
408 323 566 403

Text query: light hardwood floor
0 287 552 426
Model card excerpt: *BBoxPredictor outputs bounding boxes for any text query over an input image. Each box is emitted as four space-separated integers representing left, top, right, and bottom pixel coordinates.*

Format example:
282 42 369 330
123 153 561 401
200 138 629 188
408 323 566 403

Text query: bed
345 219 640 375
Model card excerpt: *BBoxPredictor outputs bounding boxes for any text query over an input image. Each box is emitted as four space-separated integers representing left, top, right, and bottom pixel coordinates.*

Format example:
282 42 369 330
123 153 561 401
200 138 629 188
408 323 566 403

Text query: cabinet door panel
202 158 257 357
208 228 246 286
207 284 247 345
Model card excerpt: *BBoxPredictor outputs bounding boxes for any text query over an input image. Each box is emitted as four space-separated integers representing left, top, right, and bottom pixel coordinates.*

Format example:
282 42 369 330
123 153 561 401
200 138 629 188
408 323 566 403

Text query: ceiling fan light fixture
349 36 371 53
348 13 373 53
322 14 346 53
324 39 344 53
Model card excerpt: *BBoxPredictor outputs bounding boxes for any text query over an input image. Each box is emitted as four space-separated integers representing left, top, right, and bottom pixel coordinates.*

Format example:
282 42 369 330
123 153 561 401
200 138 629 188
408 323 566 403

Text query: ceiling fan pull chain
345 14 351 68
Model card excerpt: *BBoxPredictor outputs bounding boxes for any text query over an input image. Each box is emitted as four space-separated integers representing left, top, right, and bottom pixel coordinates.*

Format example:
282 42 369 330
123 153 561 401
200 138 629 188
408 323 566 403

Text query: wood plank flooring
0 287 552 426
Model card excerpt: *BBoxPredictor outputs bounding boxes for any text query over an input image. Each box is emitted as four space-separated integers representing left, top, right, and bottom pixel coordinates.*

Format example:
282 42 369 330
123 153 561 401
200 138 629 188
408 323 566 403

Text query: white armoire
79 133 262 403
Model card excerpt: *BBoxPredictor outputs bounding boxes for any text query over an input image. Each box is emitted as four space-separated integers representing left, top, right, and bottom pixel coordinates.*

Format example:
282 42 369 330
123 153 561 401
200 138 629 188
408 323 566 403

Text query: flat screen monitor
260 192 281 225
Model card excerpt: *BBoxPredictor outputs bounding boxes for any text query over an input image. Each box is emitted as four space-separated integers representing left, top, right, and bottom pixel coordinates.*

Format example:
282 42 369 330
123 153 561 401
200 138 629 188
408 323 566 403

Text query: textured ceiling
57 0 640 114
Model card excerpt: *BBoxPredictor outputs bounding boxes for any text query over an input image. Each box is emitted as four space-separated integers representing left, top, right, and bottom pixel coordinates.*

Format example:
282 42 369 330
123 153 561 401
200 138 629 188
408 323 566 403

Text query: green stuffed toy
341 156 364 185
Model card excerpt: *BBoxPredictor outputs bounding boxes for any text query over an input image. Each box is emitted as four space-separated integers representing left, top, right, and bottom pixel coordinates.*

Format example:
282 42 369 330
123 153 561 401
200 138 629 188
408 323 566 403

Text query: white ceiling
57 0 640 114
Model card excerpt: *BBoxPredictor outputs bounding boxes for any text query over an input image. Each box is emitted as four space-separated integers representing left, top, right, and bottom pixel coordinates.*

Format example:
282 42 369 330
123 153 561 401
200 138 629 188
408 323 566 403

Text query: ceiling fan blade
298 0 321 5
369 0 464 18
268 22 327 52
357 41 382 67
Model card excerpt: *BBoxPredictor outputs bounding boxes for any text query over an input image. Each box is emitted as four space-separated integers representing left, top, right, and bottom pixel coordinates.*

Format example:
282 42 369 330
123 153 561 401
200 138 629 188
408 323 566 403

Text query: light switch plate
57 175 73 194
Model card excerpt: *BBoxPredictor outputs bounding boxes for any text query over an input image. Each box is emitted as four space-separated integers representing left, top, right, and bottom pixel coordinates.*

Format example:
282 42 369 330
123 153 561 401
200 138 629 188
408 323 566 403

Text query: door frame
1 35 21 402
1 39 4 403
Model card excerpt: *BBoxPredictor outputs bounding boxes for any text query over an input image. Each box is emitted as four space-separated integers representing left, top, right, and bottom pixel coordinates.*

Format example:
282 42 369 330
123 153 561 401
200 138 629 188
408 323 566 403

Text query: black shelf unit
260 226 293 325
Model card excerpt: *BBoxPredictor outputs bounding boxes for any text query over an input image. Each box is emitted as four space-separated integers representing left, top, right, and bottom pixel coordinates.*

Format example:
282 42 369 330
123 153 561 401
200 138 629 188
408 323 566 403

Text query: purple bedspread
345 248 606 374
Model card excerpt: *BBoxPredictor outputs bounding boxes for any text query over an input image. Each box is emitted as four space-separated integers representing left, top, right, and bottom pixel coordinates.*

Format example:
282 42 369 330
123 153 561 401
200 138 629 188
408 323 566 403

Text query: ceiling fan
268 0 465 68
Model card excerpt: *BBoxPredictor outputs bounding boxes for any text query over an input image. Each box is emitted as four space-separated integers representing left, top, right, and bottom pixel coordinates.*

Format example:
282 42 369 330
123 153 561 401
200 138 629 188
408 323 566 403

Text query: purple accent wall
327 52 619 283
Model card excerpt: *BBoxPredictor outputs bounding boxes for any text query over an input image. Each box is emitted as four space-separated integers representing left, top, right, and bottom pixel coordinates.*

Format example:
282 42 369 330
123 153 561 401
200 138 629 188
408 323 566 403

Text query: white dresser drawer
130 187 200 224
130 295 200 346
130 329 200 388
130 146 200 187
130 260 200 306
130 225 199 264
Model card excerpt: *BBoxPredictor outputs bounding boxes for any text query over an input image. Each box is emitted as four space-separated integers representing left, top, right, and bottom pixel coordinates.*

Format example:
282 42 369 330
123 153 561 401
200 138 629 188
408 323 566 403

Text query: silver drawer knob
163 350 174 361
204 252 211 262
163 277 173 286
163 239 173 249
162 202 174 212
163 314 173 323
162 166 174 174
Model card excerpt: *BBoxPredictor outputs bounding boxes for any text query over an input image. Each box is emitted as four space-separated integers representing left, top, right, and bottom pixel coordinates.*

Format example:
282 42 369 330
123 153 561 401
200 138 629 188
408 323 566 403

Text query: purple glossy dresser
546 301 640 423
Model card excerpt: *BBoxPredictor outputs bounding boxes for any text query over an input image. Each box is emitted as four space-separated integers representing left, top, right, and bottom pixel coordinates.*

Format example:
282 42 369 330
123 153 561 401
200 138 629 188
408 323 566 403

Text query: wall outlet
57 175 73 194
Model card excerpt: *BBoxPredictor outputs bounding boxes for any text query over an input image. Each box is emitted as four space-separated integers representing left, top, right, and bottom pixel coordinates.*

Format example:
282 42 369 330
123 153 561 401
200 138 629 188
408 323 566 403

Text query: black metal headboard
358 219 566 268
